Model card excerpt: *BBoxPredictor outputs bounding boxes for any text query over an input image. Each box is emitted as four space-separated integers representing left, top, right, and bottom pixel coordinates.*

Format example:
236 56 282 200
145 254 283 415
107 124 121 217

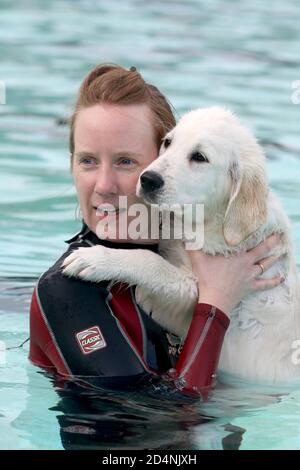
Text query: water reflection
49 376 245 450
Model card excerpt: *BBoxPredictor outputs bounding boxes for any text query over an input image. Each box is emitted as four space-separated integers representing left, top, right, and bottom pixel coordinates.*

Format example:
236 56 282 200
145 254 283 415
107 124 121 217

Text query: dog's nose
140 171 164 192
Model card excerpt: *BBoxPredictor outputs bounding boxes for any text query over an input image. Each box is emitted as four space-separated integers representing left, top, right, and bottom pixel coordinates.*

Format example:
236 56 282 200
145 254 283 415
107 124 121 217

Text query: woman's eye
80 156 96 165
118 158 135 166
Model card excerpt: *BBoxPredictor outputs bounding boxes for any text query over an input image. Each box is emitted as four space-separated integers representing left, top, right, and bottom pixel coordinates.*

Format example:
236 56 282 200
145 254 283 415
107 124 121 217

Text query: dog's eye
163 138 172 149
190 151 208 163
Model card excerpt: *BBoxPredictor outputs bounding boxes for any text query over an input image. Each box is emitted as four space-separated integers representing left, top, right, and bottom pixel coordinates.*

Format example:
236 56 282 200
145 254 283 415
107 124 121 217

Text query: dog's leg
62 246 198 315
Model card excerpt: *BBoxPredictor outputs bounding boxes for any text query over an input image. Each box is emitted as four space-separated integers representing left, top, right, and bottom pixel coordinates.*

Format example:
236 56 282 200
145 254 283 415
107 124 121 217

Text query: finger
252 275 284 291
249 233 281 263
185 249 206 266
251 255 281 278
185 249 204 258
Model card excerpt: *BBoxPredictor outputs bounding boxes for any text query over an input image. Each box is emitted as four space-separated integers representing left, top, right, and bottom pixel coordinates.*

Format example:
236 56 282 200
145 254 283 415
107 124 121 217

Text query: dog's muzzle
140 171 164 194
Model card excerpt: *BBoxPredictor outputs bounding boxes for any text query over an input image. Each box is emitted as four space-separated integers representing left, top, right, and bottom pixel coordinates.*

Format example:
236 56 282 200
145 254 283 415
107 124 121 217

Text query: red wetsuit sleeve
174 303 230 397
29 287 69 375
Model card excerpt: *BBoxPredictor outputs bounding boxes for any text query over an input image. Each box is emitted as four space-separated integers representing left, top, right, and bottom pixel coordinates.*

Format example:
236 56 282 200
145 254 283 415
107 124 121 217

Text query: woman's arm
172 234 283 397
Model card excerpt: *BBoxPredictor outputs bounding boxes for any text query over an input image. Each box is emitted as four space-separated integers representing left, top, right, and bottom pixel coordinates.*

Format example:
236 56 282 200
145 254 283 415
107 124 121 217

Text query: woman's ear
70 153 73 172
223 162 268 246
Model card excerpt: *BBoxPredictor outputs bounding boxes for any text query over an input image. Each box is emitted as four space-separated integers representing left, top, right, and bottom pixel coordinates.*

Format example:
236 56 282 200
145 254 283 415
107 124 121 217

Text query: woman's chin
89 212 157 243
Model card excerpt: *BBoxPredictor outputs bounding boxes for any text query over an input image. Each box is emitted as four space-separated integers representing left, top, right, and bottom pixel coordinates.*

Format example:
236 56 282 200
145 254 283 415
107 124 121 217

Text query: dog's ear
223 162 268 246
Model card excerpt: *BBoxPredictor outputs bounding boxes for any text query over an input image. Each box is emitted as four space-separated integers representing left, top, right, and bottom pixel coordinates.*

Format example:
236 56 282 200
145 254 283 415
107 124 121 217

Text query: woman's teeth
95 205 127 217
96 208 118 216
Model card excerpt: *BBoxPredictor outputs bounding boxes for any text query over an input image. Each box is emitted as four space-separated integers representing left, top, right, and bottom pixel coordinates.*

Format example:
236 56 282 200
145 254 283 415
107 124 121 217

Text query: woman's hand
186 234 284 317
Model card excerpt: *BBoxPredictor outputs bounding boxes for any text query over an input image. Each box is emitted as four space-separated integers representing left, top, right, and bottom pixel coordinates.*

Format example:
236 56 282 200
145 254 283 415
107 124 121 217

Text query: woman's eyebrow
114 151 142 158
75 151 98 158
74 150 143 159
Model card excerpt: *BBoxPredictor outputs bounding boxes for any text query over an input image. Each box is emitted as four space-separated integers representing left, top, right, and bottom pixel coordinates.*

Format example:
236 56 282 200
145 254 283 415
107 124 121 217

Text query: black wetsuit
29 223 229 396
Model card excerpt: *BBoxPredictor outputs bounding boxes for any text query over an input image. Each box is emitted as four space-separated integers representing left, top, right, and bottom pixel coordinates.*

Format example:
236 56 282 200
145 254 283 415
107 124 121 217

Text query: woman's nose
94 166 118 196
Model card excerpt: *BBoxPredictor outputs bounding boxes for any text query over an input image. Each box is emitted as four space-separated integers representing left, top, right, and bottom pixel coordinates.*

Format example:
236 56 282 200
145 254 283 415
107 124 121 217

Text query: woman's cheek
75 172 93 197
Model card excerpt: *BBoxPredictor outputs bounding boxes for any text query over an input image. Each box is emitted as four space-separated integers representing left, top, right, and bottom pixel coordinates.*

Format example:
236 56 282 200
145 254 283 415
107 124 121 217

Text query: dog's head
137 106 268 246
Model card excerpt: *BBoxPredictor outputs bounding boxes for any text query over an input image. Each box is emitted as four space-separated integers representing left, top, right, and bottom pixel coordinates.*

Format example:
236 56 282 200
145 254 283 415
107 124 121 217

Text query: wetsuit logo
76 326 107 354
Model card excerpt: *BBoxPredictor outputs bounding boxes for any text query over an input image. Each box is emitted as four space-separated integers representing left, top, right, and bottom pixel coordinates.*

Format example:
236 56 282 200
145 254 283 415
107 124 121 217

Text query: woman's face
72 103 158 242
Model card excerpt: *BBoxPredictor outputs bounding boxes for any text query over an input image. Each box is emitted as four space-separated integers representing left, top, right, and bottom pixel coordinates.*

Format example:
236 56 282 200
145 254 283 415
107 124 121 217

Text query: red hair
69 63 176 159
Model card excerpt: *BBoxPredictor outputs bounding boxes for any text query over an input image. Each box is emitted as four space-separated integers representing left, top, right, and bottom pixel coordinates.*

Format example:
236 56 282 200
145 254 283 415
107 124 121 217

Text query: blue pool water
1 0 300 450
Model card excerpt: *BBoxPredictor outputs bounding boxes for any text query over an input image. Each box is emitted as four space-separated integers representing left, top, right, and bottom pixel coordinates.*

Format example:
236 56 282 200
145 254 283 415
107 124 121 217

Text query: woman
29 64 283 397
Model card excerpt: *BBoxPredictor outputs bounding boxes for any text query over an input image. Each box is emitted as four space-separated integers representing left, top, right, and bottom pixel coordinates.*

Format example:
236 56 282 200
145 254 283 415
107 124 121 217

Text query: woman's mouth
94 205 126 219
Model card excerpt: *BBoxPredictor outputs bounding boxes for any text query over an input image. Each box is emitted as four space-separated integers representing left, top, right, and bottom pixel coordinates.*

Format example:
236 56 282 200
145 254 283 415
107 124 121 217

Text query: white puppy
63 107 300 384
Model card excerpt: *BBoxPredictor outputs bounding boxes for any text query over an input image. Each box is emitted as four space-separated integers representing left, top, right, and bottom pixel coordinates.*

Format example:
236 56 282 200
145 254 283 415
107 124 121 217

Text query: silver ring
257 262 265 275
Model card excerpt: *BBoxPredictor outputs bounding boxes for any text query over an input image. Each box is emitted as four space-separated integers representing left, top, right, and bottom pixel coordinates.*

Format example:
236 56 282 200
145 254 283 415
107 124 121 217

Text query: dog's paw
135 289 154 315
62 246 109 282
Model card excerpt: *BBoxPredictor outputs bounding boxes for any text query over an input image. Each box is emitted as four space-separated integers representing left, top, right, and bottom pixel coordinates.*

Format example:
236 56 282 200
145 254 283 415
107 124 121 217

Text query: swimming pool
1 0 300 450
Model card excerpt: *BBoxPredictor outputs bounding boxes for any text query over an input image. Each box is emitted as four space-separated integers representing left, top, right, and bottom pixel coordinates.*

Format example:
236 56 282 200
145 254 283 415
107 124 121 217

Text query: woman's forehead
74 103 156 150
75 103 153 129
